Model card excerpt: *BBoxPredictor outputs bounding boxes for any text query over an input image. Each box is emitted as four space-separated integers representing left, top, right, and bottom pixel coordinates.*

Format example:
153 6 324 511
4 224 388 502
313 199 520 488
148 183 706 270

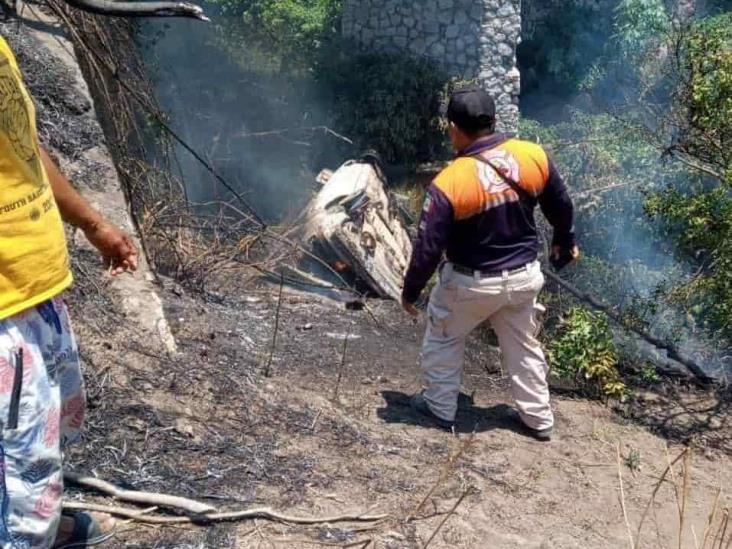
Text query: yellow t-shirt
0 37 71 320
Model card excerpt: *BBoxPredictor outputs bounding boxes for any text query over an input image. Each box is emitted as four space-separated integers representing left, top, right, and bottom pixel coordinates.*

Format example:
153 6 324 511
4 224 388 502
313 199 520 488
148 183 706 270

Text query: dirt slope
60 273 730 549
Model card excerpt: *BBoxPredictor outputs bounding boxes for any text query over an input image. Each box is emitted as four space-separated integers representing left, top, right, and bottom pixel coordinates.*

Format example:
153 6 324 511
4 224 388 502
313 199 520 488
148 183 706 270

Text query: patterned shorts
0 297 85 549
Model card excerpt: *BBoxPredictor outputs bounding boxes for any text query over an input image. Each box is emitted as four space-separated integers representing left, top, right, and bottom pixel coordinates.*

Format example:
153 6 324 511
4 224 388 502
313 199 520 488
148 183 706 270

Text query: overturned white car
297 158 413 301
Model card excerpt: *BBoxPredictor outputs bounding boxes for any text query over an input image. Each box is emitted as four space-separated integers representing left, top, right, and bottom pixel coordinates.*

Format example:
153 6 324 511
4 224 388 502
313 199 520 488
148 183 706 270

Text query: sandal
54 512 116 548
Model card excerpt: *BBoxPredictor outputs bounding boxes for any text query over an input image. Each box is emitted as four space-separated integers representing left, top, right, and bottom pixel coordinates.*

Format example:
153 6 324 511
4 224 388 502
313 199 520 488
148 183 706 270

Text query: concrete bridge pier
342 0 522 133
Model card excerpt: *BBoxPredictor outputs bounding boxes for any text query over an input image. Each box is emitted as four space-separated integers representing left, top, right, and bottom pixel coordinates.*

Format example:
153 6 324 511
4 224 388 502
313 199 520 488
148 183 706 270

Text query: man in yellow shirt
0 36 136 547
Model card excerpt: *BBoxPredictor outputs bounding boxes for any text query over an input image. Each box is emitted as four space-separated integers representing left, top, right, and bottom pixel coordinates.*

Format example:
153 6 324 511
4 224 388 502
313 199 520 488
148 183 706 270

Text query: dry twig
423 488 472 549
680 449 694 549
409 433 475 521
701 487 722 549
62 501 388 525
333 320 352 401
64 472 215 514
617 444 635 549
634 447 688 549
715 508 729 549
263 272 284 377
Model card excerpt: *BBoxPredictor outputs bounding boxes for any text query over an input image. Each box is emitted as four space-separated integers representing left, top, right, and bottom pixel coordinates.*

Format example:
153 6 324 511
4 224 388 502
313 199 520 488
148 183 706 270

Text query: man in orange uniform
403 87 579 440
0 36 136 546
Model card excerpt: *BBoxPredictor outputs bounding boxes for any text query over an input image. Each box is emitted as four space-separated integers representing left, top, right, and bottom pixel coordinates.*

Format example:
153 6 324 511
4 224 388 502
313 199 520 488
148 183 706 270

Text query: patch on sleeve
422 194 432 213
419 195 433 231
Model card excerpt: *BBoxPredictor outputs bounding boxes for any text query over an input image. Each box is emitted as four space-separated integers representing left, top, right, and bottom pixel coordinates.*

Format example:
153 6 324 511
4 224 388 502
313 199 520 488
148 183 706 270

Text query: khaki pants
420 261 553 430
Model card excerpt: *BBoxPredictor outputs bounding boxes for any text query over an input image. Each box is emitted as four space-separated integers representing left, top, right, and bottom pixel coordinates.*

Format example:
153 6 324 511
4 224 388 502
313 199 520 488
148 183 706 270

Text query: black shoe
410 393 455 430
506 409 553 442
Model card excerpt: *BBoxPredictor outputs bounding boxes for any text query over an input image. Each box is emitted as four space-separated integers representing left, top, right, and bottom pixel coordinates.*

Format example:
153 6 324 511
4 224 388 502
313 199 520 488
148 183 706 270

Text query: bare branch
62 501 388 525
64 472 216 514
60 0 209 20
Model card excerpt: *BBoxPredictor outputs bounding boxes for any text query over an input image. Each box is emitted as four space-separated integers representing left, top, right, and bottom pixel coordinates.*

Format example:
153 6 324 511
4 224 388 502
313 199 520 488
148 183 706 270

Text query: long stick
263 273 284 377
333 321 352 401
679 450 693 549
61 501 388 525
720 509 730 549
617 444 635 549
542 268 713 383
634 448 689 549
409 433 475 521
701 487 722 549
64 473 215 514
423 489 470 549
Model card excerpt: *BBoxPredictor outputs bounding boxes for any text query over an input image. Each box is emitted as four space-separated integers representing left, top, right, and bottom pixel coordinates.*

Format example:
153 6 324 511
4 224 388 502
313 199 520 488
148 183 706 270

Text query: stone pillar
342 0 521 133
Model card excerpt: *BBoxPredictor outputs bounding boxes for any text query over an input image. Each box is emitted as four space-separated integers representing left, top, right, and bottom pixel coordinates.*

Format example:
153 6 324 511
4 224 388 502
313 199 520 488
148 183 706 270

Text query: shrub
211 0 343 71
547 307 627 400
318 52 451 165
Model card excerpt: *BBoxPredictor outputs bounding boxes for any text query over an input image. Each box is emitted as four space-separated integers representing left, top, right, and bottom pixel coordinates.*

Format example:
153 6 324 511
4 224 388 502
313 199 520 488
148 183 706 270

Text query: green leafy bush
548 307 627 399
681 12 732 177
319 52 451 164
645 187 732 340
211 0 343 70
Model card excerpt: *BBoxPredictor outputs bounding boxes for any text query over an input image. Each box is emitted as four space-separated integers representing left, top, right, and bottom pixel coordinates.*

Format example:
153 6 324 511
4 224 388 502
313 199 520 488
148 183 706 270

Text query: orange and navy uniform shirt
402 133 575 303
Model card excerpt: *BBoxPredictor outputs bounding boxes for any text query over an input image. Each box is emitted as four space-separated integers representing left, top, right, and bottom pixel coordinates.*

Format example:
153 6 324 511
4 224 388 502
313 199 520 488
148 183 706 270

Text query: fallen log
542 267 715 384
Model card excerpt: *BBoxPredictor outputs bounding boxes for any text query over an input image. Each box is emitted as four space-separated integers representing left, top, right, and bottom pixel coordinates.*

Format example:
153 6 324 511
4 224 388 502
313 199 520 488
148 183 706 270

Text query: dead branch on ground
543 267 713 383
408 433 475 521
616 444 635 549
62 501 388 525
422 487 472 549
64 472 215 514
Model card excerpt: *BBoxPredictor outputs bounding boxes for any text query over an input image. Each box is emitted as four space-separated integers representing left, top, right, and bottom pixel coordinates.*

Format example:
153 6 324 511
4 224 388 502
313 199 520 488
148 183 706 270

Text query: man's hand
550 245 580 269
84 222 139 276
402 298 420 318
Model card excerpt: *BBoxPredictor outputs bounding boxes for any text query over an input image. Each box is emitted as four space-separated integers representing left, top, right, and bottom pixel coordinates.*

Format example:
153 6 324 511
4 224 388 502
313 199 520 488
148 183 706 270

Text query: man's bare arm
41 147 139 275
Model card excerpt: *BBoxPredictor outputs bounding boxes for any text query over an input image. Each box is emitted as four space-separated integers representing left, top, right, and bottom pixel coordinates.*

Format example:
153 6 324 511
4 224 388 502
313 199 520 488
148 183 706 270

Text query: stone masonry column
342 0 521 133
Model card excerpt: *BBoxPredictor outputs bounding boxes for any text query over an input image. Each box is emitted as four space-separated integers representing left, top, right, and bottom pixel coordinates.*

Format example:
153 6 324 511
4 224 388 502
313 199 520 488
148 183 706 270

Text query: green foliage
319 53 451 164
207 0 452 165
625 448 642 472
520 113 681 265
548 307 627 399
633 13 732 344
614 0 669 52
210 0 342 71
638 363 661 383
645 187 732 340
524 9 732 355
682 13 732 176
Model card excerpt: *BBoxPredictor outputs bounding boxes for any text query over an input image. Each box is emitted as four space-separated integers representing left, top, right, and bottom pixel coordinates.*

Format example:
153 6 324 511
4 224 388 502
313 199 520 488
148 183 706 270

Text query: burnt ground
3 11 732 549
60 264 732 549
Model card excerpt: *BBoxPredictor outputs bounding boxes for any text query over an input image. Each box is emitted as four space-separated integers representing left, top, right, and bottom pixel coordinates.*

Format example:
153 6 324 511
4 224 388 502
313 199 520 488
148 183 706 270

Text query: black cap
447 86 496 133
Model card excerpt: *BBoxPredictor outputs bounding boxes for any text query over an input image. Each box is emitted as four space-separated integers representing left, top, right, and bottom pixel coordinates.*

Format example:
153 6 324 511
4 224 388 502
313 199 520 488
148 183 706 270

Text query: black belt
452 262 530 278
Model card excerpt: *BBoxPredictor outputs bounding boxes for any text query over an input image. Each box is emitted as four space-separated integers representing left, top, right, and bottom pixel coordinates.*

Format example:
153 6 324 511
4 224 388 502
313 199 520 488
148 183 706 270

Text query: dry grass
626 447 732 549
